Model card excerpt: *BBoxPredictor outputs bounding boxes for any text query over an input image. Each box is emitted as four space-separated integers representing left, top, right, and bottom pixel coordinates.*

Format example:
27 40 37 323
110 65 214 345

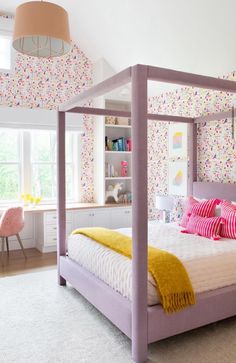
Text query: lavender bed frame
57 65 236 363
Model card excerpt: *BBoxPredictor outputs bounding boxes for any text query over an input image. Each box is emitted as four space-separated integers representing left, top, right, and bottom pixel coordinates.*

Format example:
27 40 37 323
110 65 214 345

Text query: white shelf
105 151 132 154
105 124 131 129
93 93 132 204
105 177 132 180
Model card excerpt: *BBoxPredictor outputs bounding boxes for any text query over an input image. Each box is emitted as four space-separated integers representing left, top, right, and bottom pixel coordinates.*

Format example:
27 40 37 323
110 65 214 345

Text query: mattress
67 222 236 305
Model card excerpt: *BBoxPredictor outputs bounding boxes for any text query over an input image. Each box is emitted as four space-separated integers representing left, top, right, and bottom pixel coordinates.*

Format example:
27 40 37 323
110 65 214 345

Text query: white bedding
67 222 236 305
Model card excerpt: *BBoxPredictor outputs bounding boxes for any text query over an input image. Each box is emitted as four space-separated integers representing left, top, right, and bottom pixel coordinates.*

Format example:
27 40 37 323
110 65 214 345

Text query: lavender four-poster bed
57 64 236 363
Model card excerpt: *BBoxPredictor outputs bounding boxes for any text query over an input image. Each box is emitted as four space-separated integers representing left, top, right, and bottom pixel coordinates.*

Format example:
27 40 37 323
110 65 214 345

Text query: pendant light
12 1 71 57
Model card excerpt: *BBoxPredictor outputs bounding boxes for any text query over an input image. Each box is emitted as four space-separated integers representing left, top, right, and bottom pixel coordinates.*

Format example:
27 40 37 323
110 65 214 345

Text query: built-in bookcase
94 99 132 204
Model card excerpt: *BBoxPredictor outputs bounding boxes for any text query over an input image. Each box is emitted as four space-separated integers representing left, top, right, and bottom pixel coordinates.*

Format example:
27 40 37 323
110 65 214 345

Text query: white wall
0 106 84 131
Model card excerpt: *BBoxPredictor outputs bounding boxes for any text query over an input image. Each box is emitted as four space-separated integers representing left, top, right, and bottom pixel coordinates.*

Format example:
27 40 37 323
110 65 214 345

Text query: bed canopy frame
57 64 236 363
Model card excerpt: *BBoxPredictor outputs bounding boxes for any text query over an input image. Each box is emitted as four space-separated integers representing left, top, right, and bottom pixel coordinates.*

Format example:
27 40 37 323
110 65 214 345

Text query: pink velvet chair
0 207 26 265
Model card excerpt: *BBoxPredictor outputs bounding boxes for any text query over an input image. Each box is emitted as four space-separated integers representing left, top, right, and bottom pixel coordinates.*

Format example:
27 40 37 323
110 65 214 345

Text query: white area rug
0 269 236 363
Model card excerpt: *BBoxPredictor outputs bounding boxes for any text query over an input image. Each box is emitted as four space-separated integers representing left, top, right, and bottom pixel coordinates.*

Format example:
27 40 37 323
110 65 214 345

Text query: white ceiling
2 0 236 95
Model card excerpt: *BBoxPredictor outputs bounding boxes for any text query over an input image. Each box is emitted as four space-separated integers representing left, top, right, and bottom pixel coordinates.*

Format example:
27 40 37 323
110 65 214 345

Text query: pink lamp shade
155 195 174 211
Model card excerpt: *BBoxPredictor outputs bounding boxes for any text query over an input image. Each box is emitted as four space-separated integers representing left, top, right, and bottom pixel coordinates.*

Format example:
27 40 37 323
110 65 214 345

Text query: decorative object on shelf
105 137 113 151
156 195 174 223
105 183 123 203
105 111 131 125
117 117 129 126
21 193 41 207
121 160 128 177
105 116 117 125
12 1 71 57
168 123 188 158
168 161 187 196
127 192 132 204
118 191 132 204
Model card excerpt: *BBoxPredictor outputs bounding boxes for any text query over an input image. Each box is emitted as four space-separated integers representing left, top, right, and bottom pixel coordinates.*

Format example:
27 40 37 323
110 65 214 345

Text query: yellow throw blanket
72 227 195 313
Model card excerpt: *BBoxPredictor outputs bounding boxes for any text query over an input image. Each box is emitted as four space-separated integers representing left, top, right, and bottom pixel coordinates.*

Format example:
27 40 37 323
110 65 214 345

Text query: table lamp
155 195 174 223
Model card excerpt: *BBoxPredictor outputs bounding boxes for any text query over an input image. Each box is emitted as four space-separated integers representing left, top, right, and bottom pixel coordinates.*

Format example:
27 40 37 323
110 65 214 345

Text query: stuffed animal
105 183 123 203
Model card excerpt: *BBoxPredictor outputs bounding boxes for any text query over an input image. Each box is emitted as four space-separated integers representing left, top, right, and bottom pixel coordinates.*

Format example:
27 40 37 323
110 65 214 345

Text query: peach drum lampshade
12 1 71 57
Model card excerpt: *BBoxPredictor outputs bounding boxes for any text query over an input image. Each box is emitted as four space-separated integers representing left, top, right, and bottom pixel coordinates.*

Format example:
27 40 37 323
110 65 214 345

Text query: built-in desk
11 203 132 253
23 203 132 213
34 203 132 252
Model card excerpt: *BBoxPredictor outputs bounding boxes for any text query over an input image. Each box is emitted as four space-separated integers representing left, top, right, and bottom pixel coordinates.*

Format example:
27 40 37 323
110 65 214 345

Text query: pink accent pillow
181 214 223 240
180 197 220 228
220 201 236 239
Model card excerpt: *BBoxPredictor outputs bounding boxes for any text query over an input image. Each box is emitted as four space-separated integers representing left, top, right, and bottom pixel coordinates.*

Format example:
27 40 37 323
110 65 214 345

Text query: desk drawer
44 222 73 242
45 212 57 225
44 211 73 225
44 233 57 246
45 224 57 234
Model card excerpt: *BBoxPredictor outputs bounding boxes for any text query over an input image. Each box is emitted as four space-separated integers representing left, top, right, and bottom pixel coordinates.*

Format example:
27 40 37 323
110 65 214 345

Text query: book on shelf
105 137 132 152
126 138 131 151
117 137 125 151
105 162 115 177
112 139 119 151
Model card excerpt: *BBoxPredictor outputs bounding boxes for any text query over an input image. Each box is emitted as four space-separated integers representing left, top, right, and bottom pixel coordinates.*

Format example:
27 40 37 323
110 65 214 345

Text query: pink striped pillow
181 214 223 240
180 197 220 228
221 201 236 239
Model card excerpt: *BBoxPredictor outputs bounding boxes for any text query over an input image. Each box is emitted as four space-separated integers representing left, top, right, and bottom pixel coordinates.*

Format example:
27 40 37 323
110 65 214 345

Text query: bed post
188 122 198 195
57 111 66 286
193 122 198 182
131 64 148 363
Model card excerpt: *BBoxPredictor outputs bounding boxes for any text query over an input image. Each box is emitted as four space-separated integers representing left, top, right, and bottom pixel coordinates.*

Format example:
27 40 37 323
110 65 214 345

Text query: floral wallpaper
0 41 94 202
1 17 235 211
148 72 236 220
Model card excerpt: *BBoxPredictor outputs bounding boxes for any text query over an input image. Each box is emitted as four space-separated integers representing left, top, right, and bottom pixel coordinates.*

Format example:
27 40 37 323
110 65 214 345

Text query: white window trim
0 107 84 205
0 131 22 204
0 128 82 206
22 131 31 194
0 17 16 74
69 132 81 203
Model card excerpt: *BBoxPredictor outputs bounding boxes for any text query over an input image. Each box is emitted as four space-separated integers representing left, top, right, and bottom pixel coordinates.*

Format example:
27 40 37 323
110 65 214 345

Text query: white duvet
67 222 236 305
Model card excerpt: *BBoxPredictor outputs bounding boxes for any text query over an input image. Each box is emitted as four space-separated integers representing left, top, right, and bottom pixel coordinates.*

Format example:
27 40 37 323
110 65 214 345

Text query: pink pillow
220 201 236 239
181 214 223 240
180 197 220 228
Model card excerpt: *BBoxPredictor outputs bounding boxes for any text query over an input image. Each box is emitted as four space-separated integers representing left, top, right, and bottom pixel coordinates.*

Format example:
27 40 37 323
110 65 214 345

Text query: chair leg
6 237 9 256
1 238 4 266
16 234 27 260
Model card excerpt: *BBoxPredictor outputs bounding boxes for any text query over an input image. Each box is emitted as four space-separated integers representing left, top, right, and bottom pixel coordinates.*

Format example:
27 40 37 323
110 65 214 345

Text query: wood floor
0 248 57 277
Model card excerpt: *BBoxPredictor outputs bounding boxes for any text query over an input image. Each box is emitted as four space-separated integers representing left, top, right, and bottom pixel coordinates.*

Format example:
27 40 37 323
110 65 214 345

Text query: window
0 130 21 201
0 34 12 71
31 131 75 200
0 129 80 204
